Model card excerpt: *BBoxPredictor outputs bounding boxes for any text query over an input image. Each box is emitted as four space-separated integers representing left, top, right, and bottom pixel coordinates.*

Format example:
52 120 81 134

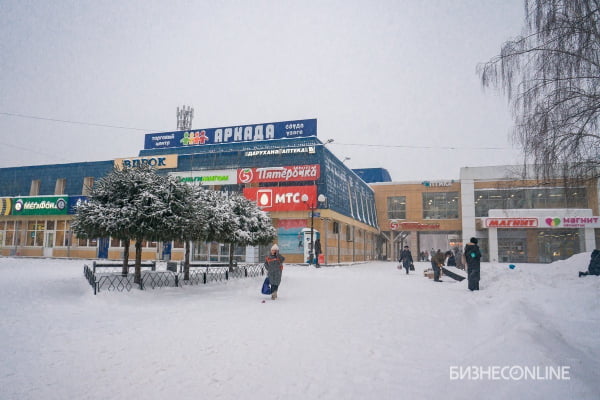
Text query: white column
584 228 596 252
488 227 498 263
461 177 476 244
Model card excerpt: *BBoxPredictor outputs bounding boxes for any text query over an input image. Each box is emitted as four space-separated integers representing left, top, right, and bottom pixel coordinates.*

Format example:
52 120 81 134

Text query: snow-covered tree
223 193 276 267
73 166 194 282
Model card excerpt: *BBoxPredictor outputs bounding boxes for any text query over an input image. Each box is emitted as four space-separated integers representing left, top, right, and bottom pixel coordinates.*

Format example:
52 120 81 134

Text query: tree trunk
184 240 191 281
122 238 130 276
229 243 235 271
134 239 143 284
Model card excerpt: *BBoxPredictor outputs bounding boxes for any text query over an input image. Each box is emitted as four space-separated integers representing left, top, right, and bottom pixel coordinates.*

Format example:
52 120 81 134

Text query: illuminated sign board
243 185 317 212
114 155 178 169
543 216 600 228
12 196 68 216
485 218 538 228
390 220 440 230
244 146 316 157
169 170 238 186
144 119 317 150
422 180 455 187
238 165 320 184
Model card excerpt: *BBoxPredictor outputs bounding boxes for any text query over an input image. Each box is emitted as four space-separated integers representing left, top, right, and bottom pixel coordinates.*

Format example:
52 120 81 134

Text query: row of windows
474 187 588 217
27 177 94 196
386 187 590 220
0 219 184 249
387 192 460 220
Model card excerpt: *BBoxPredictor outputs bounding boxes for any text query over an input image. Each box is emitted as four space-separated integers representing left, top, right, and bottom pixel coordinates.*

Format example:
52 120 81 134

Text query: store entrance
43 232 54 257
537 229 580 263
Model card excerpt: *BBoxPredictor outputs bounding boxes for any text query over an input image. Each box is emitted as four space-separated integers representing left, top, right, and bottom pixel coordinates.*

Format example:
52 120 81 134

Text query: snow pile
0 255 598 400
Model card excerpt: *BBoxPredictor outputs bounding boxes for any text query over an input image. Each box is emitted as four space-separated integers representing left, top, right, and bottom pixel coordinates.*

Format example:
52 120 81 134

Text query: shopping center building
372 166 600 263
0 118 598 264
0 119 380 264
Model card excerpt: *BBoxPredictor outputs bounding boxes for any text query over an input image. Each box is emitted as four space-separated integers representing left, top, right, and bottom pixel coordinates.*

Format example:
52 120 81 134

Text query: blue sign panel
144 118 317 150
68 196 88 214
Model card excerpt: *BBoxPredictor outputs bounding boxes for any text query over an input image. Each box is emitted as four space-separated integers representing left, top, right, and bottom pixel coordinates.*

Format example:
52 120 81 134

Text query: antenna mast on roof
177 105 194 130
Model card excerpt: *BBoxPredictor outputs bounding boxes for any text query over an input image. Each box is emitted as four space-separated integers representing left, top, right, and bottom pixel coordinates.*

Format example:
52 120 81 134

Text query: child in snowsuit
264 244 285 300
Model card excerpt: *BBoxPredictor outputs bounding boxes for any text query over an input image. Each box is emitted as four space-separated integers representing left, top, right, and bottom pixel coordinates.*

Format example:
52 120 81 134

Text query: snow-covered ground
1 254 598 400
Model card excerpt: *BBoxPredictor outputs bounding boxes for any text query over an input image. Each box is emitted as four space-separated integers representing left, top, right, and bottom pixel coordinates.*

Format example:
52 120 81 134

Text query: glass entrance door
43 232 54 257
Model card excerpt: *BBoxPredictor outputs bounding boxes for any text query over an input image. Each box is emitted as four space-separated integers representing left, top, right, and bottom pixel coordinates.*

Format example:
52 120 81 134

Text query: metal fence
83 263 265 294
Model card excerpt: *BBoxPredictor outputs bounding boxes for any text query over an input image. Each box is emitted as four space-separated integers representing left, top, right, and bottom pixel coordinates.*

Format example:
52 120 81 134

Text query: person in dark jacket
464 237 482 291
264 244 285 300
579 249 600 277
431 249 445 282
314 238 322 268
399 245 413 274
445 250 456 267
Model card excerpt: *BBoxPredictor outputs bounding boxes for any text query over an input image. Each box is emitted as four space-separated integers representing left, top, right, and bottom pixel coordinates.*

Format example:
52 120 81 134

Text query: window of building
474 187 588 217
55 220 71 246
387 196 406 220
345 225 353 241
26 221 45 246
77 236 98 247
2 221 19 247
30 180 41 196
55 178 66 195
422 192 459 219
82 177 94 196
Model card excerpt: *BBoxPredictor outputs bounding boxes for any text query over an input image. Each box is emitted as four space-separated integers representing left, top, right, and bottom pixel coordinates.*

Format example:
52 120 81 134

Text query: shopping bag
261 277 271 295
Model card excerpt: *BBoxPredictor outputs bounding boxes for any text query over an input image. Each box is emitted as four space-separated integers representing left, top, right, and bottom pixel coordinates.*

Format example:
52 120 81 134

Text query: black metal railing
140 271 179 290
84 262 265 294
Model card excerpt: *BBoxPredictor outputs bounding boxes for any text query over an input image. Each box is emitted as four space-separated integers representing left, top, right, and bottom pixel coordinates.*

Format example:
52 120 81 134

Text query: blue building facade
0 119 380 263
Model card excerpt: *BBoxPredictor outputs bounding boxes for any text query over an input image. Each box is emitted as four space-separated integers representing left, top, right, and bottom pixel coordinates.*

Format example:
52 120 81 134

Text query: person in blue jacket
264 244 285 300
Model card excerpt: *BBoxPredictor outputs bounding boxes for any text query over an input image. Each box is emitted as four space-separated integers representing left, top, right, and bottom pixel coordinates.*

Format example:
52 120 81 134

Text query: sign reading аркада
144 119 317 150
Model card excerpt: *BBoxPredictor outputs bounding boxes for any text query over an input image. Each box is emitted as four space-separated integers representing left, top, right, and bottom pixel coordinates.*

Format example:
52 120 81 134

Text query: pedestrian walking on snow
264 244 285 300
399 245 413 274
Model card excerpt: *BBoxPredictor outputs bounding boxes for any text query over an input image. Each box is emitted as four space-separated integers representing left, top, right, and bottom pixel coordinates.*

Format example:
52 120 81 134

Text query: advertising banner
276 219 308 255
485 218 538 228
485 217 600 229
68 196 88 214
542 216 600 228
12 196 68 216
169 170 238 186
114 154 178 169
0 197 11 215
237 164 320 184
144 119 317 150
243 185 317 212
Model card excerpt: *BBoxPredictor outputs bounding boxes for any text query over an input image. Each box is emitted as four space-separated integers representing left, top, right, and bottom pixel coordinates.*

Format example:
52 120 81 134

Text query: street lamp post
302 193 326 267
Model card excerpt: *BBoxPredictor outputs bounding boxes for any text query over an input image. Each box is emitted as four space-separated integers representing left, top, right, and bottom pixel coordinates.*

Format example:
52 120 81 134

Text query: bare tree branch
479 0 600 182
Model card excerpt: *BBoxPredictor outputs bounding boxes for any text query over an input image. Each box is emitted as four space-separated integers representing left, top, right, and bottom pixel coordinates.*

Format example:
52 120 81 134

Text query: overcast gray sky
0 0 525 181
